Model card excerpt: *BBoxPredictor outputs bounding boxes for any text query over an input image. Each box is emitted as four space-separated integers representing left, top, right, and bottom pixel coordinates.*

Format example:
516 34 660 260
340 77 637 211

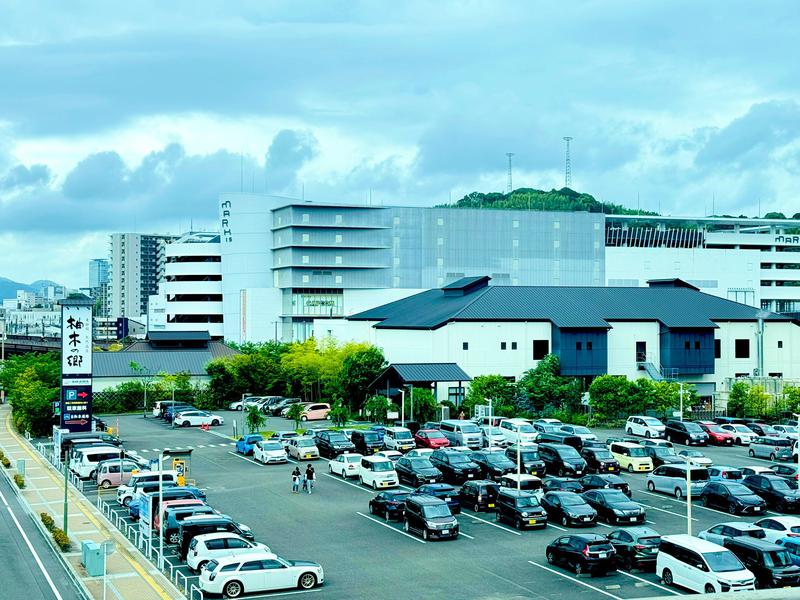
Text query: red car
414 429 451 449
696 421 735 446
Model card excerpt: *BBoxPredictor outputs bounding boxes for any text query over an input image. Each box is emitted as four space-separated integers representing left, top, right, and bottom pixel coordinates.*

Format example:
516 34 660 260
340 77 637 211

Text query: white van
70 446 124 479
498 419 537 446
383 427 416 452
439 420 482 449
358 456 398 489
116 470 179 506
657 534 756 593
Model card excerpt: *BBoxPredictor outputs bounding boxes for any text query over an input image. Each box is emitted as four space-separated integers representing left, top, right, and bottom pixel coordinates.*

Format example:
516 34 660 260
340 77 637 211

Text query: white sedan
754 516 800 543
187 532 270 573
200 552 323 596
175 410 224 427
678 450 713 467
719 424 756 445
253 441 288 465
328 453 363 478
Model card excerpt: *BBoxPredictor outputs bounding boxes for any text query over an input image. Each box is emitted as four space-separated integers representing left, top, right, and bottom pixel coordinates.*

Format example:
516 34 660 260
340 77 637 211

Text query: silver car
697 521 766 546
646 464 709 499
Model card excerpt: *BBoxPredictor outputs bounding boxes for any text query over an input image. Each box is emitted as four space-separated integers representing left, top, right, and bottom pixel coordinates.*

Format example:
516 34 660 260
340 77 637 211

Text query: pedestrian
291 467 301 493
306 464 315 494
458 409 466 420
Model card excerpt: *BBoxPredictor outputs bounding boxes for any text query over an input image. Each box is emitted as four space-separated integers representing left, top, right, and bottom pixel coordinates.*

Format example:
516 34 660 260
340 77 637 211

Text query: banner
60 299 93 432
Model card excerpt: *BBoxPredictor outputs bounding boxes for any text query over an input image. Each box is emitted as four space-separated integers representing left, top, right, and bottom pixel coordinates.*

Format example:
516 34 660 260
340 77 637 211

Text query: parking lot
79 413 799 599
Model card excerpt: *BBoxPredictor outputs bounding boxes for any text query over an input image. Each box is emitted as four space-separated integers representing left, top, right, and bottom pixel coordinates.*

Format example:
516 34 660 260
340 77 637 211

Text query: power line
505 152 515 193
563 136 573 188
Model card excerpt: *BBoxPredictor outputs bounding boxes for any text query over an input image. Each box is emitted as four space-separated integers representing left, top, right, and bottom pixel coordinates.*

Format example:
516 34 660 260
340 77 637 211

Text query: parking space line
227 452 262 466
548 523 568 531
527 561 622 599
597 522 612 528
461 511 521 535
639 503 698 521
459 531 475 539
614 570 683 595
323 473 373 494
356 512 426 544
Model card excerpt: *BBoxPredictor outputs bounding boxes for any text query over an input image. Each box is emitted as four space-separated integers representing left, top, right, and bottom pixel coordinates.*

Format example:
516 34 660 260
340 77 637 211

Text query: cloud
0 163 51 189
62 151 128 199
265 129 319 191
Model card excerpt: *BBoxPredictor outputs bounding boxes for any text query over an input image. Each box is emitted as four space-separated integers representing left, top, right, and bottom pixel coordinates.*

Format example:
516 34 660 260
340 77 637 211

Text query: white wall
606 321 660 379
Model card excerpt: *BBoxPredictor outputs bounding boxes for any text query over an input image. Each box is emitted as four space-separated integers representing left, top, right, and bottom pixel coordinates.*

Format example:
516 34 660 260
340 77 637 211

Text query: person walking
305 464 315 494
291 467 301 494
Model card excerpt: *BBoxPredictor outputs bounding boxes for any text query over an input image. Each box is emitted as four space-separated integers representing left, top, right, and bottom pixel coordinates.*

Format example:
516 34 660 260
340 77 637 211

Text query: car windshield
760 425 778 435
518 451 540 461
683 451 703 457
560 495 586 506
408 458 434 469
642 418 662 426
558 447 581 459
726 483 755 496
703 550 744 573
486 455 512 465
328 433 348 442
373 461 394 472
628 447 648 457
592 450 613 459
394 431 413 440
388 492 411 502
782 426 798 434
516 496 540 508
460 423 480 434
733 425 753 433
690 469 710 481
653 448 676 456
517 424 535 433
638 536 661 546
426 431 446 439
704 425 725 433
447 453 471 464
571 426 591 434
423 504 452 518
485 427 502 435
602 490 629 502
296 439 315 447
262 442 283 451
764 550 793 567
683 423 703 433
363 432 380 442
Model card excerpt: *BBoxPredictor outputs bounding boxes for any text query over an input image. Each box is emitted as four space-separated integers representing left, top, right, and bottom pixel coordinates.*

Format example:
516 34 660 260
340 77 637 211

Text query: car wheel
368 503 376 515
301 416 308 422
197 560 208 573
666 435 672 443
561 515 569 526
770 453 776 461
749 449 755 457
328 464 333 473
704 584 715 594
298 573 317 590
622 556 633 572
372 480 378 490
100 480 111 489
627 463 635 473
223 580 243 598
211 419 220 426
515 517 522 530
495 511 501 523
662 568 673 586
674 488 683 500
89 470 96 479
169 531 180 544
122 497 131 507
728 502 738 515
546 550 556 564
359 476 364 485
626 428 633 435
736 437 742 445
574 561 584 576
558 467 565 477
181 421 189 427
474 502 480 512
645 431 651 438
236 406 243 411
647 481 655 492
777 500 786 512
700 496 708 507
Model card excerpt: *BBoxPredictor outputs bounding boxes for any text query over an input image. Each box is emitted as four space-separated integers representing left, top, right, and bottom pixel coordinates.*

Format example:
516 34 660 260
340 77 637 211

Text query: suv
178 515 254 560
546 534 616 575
495 488 547 529
429 449 481 484
626 416 666 439
664 420 708 446
395 456 442 486
351 430 383 455
403 495 459 541
538 443 588 477
608 526 661 571
580 446 621 473
504 445 546 477
536 431 583 451
723 537 800 588
315 431 356 458
657 534 756 593
458 480 500 512
469 450 516 480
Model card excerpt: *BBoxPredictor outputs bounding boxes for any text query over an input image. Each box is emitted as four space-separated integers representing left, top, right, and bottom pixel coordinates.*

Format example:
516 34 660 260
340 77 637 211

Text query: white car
375 450 403 464
228 397 266 411
533 418 562 426
187 533 270 573
405 448 434 459
773 425 800 440
499 419 537 445
558 425 598 442
626 416 666 439
719 424 756 445
677 450 713 468
741 465 776 477
480 426 507 448
253 441 288 464
199 551 323 596
287 437 320 460
383 427 416 452
328 453 363 478
754 516 800 543
175 410 224 427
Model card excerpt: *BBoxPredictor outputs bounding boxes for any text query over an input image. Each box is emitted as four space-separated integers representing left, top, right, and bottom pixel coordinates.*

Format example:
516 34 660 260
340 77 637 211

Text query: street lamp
0 316 5 405
678 454 693 536
794 413 800 486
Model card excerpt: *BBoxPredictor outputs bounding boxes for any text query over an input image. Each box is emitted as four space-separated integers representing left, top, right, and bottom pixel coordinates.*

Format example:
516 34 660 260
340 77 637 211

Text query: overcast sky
1 1 799 288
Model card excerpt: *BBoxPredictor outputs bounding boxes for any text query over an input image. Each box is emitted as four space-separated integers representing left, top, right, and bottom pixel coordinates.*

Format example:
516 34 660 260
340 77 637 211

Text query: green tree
129 361 155 415
588 375 632 422
745 385 771 418
327 397 351 427
517 354 583 413
286 402 306 431
727 381 750 418
338 346 387 412
245 405 267 434
0 353 60 435
409 387 439 424
463 375 517 416
785 385 800 414
364 394 393 424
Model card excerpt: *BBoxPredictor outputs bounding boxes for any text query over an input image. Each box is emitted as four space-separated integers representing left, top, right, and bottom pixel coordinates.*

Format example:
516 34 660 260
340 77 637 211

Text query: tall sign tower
59 295 94 432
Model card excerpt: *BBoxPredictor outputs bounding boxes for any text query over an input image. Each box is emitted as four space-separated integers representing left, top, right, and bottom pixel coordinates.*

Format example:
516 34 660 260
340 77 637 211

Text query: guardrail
34 441 83 492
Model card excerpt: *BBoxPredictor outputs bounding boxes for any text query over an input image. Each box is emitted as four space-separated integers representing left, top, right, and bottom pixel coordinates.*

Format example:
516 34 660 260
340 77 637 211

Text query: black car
422 421 441 430
369 491 412 521
315 431 356 458
395 457 443 487
538 443 588 477
178 515 253 559
608 527 661 571
415 483 461 514
429 449 482 484
469 451 517 480
403 495 458 541
580 474 631 497
458 480 500 512
743 474 800 512
351 430 383 455
540 491 597 527
495 488 547 529
546 534 616 576
664 420 709 446
580 447 621 474
643 446 683 468
543 477 584 494
700 481 768 515
581 489 646 525
504 445 546 477
394 420 421 435
748 423 780 437
723 537 800 588
536 432 584 451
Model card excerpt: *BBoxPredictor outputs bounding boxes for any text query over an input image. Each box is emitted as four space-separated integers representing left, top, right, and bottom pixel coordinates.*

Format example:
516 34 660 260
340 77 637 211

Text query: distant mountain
0 277 63 301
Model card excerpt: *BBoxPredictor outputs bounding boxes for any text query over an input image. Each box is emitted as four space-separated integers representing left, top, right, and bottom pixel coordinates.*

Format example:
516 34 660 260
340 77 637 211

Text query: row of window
462 340 551 359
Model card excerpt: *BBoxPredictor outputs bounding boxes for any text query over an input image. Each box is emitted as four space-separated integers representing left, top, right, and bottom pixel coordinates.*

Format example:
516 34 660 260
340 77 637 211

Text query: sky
1 1 800 288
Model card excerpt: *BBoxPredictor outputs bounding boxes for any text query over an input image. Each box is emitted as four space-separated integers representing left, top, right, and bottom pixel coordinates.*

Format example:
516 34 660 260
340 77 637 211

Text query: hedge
13 474 25 489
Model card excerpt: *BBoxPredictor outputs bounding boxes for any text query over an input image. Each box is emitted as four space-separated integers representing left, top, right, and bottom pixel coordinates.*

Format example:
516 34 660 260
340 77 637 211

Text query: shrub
52 528 72 552
0 450 4 460
40 512 56 532
13 474 25 488
1 457 10 468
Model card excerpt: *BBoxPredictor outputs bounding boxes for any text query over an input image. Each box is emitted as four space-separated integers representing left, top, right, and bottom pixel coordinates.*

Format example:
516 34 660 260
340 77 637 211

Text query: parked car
287 437 320 461
403 494 458 541
414 483 461 514
480 426 507 448
351 430 383 454
754 516 800 543
186 532 270 573
664 420 709 446
164 403 195 423
540 491 597 527
394 420 420 435
700 481 768 515
539 443 588 477
293 403 331 422
369 490 412 521
708 466 744 482
742 465 777 477
235 434 264 455
495 488 547 529
358 455 398 489
406 448 434 459
163 504 218 544
643 445 683 468
315 430 356 458
771 463 800 482
695 421 736 446
625 416 666 439
743 474 800 512
657 534 756 593
749 423 781 437
719 423 757 445
580 446 621 473
414 429 450 449
581 489 646 525
698 521 767 545
198 551 323 597
253 441 288 465
559 425 598 442
95 459 146 489
639 438 673 448
178 514 253 560
368 425 387 442
778 537 800 566
580 473 630 497
677 449 713 467
773 424 800 440
458 480 500 512
395 456 442 486
469 450 517 480
608 526 661 571
269 397 302 416
723 537 800 588
175 410 224 428
375 450 403 464
499 473 544 499
534 418 563 426
646 464 710 499
504 445 546 477
383 427 416 452
543 477 584 494
498 418 537 446
117 472 178 507
429 448 481 484
609 442 653 473
439 419 483 449
227 396 266 411
749 436 794 461
545 534 616 576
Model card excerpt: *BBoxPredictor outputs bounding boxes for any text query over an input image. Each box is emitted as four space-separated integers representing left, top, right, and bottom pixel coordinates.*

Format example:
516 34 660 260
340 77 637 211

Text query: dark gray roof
350 283 793 330
147 331 211 341
93 350 220 378
371 363 472 387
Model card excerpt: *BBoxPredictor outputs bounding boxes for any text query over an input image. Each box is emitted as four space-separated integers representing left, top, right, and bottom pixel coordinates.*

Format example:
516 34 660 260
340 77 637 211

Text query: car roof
407 494 446 505
567 533 608 542
613 526 660 537
420 483 454 490
502 473 538 481
611 441 645 448
499 488 535 498
663 534 729 552
726 537 783 551
762 516 800 526
211 551 277 566
193 532 248 542
548 491 583 498
593 474 624 481
715 521 762 530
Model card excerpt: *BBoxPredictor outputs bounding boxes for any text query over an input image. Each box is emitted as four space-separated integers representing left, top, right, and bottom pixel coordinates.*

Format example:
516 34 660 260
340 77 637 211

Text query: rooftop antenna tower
563 136 573 188
505 152 515 194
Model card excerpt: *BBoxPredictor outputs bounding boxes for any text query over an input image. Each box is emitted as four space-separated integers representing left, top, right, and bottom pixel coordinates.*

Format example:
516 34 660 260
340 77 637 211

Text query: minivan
657 534 756 593
71 446 124 479
383 427 416 452
403 495 458 541
351 430 383 454
178 515 253 559
723 537 800 588
439 420 482 449
498 419 537 446
609 442 653 473
495 488 547 529
664 420 709 446
117 471 179 506
749 436 794 461
358 456 398 489
646 464 709 499
95 459 146 489
538 443 588 477
536 431 583 451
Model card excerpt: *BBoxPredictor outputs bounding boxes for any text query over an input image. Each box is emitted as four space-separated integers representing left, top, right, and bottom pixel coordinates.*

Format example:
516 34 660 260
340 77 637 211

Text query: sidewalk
0 405 184 600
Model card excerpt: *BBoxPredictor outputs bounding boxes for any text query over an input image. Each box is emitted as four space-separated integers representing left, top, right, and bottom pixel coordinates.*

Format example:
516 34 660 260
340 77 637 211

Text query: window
335 275 343 284
714 339 721 359
462 342 469 350
393 257 400 266
302 275 309 283
512 219 519 228
533 340 549 359
302 213 310 223
437 217 444 226
694 341 701 350
511 342 517 350
586 342 593 351
302 255 309 264
554 240 560 249
437 237 444 246
512 239 519 247
735 339 750 359
778 340 784 349
240 560 264 571
262 559 285 570
393 216 400 226
501 342 507 350
302 233 310 242
335 256 342 264
335 214 342 224
685 341 691 350
204 538 226 550
335 234 342 243
226 538 250 549
576 342 582 351
448 387 464 404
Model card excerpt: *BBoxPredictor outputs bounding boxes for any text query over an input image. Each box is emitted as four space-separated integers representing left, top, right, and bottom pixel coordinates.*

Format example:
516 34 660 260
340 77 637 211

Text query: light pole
679 454 693 535
794 413 800 484
679 383 684 422
516 427 521 492
0 316 5 404
157 449 170 570
399 389 405 424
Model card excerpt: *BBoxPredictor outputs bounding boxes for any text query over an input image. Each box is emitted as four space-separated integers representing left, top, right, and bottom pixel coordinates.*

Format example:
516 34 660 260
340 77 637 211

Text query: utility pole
63 453 69 535
563 137 573 188
505 153 515 194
